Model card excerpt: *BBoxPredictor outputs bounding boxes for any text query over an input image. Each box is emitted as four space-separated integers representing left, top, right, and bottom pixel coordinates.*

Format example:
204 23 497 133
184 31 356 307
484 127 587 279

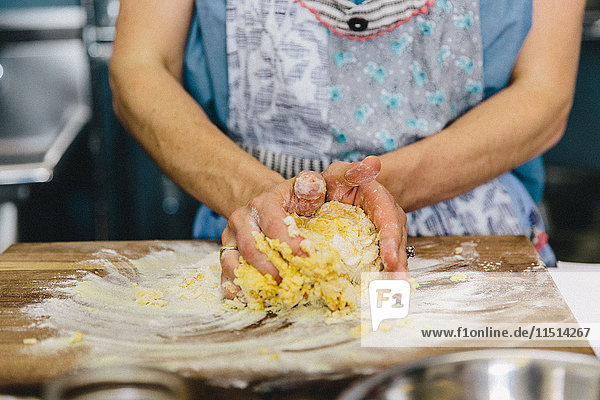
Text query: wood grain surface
0 236 593 399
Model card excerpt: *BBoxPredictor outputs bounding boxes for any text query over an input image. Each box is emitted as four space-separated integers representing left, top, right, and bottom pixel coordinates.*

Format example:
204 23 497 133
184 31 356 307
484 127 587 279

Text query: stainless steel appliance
0 6 91 252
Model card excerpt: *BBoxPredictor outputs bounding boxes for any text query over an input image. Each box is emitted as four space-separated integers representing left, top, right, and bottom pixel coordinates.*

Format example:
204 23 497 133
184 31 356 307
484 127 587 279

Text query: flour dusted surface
17 236 572 388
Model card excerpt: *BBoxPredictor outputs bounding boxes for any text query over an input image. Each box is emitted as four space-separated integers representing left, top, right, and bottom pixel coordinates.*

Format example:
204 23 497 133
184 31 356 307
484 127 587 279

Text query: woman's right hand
220 170 327 298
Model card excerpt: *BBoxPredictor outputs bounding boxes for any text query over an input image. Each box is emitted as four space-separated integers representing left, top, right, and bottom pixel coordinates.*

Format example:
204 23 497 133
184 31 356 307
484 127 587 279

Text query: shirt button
348 17 368 32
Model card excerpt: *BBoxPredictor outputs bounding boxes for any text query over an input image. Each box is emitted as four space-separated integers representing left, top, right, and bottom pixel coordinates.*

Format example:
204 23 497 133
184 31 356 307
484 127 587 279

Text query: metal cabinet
0 7 91 252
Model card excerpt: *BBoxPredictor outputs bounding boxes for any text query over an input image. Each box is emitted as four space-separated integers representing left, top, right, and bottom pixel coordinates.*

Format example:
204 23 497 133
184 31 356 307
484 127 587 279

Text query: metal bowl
338 349 600 400
44 366 190 400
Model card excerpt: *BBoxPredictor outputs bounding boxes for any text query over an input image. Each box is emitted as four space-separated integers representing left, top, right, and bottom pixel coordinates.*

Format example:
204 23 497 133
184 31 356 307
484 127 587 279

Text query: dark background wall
543 39 600 262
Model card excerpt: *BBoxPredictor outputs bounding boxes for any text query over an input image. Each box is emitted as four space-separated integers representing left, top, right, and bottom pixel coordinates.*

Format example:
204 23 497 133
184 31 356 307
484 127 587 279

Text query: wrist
378 151 419 212
229 168 285 216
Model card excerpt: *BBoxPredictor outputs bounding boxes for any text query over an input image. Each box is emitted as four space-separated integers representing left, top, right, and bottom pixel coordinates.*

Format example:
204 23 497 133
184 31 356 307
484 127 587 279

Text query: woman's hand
220 156 408 298
220 170 326 298
323 156 409 273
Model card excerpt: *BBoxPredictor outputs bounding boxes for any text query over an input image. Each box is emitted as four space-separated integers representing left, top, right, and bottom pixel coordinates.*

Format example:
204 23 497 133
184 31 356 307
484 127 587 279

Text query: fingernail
294 172 325 200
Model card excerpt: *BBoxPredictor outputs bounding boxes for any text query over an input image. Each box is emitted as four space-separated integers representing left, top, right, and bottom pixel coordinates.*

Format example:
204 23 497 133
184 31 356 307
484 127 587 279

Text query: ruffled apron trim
295 0 435 41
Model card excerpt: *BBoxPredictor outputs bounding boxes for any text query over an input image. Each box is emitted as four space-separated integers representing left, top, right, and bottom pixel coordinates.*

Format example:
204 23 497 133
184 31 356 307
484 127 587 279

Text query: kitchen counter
0 236 594 399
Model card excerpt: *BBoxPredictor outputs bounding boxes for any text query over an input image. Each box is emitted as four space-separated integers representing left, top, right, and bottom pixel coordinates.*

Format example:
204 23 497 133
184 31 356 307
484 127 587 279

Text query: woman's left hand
322 156 409 272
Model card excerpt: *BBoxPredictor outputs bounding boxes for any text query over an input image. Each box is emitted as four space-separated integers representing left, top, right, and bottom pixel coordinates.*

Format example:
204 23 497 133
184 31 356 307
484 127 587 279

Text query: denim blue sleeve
481 0 543 203
183 1 229 130
193 205 228 240
481 0 532 99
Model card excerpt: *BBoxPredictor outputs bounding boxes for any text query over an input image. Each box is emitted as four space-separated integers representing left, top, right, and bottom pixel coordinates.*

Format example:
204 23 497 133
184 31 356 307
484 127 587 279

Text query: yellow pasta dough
233 201 381 314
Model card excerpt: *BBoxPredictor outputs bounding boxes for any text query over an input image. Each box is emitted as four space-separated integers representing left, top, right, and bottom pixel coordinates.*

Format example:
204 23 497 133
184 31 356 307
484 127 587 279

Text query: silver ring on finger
219 245 238 261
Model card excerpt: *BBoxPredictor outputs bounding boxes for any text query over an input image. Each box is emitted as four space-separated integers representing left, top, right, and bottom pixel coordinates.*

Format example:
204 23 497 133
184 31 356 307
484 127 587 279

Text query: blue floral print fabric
189 0 554 265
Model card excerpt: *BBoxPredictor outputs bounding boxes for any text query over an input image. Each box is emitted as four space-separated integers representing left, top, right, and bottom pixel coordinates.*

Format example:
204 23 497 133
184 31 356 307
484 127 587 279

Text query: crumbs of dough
407 278 419 294
378 322 392 332
135 287 167 307
234 201 381 314
257 347 279 361
176 269 219 301
224 296 247 310
449 271 467 282
284 215 301 238
70 331 83 344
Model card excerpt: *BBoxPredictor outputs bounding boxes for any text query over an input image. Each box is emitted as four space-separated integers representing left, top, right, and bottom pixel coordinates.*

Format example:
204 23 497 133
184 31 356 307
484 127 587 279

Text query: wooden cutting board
0 236 593 399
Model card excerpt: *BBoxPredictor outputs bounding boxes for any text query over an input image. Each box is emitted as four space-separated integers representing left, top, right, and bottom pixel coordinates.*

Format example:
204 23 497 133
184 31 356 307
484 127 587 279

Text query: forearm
379 0 584 213
110 62 284 218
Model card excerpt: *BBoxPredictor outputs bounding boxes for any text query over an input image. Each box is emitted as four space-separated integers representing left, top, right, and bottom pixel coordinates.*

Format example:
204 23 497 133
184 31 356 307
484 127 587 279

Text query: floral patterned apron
221 0 554 264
